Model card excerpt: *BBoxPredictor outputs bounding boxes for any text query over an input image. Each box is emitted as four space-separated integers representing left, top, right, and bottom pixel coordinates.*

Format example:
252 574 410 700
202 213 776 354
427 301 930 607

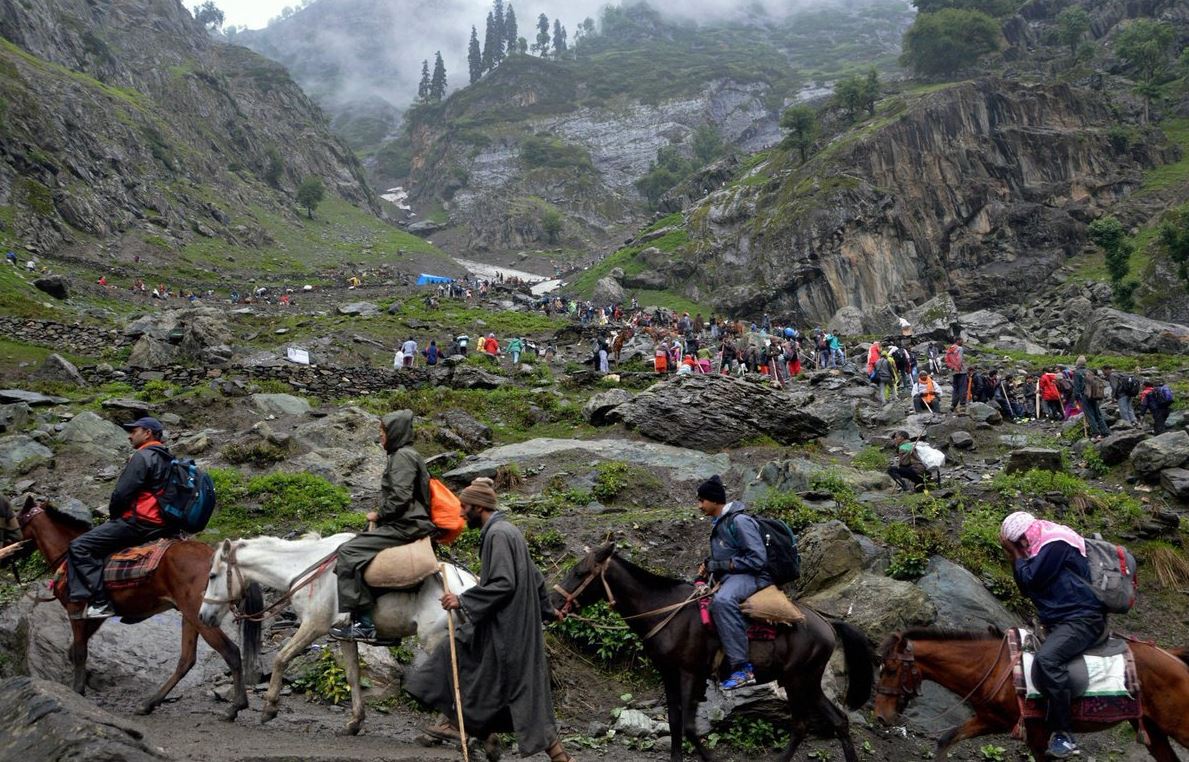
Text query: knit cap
459 477 498 510
697 475 727 504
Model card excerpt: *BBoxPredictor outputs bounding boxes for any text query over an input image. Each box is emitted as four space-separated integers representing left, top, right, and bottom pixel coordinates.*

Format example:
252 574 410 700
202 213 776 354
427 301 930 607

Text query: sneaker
329 620 377 642
74 601 115 620
720 664 756 691
1046 733 1080 759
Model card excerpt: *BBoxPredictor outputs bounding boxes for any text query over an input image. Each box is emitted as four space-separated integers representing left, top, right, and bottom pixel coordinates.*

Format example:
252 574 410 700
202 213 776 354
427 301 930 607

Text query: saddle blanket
1008 628 1141 725
103 539 178 589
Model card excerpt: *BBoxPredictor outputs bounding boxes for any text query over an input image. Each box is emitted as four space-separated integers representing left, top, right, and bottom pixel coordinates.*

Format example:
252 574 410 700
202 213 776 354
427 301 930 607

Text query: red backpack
944 344 962 371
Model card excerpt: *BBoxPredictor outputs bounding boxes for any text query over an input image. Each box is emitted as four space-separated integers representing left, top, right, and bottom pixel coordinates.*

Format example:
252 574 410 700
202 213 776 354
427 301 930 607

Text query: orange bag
429 477 465 545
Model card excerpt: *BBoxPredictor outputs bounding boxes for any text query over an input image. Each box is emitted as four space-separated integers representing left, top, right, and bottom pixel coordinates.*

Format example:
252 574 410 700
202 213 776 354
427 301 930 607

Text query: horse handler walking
405 478 575 762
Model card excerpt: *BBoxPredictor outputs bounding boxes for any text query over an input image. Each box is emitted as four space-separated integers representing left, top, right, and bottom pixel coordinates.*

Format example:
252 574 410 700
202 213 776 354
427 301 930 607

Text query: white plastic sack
916 443 946 469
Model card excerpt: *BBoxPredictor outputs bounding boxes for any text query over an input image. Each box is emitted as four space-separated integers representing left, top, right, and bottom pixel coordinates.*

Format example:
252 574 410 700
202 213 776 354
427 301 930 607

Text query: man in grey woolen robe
405 478 572 761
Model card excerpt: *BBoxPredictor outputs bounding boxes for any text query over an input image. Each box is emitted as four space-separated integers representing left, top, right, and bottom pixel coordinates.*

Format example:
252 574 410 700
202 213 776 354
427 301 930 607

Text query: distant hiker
422 340 440 366
655 341 669 374
1072 357 1110 439
944 338 969 414
456 334 470 355
507 336 524 365
874 351 897 402
1137 380 1174 434
828 332 844 367
866 340 882 376
597 340 609 374
483 333 500 357
927 342 943 375
912 371 942 413
695 475 767 691
887 430 926 492
66 417 178 619
1102 366 1139 426
4 250 15 266
1038 368 1064 421
401 337 417 367
330 411 436 643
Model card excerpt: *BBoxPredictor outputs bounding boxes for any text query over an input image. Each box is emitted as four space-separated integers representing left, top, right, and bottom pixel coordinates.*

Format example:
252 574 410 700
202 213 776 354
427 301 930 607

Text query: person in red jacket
1037 368 1064 421
65 417 178 619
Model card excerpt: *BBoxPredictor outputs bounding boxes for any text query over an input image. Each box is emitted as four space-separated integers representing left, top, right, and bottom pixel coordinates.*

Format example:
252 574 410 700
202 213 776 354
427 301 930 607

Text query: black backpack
149 446 216 533
724 510 801 585
1119 375 1141 397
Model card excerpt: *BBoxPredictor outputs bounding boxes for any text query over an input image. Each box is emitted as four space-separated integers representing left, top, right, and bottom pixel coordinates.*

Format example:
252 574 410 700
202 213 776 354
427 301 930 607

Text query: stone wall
0 317 131 356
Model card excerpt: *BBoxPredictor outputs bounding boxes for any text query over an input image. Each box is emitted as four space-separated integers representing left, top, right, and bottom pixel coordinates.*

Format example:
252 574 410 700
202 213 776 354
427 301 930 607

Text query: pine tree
534 13 550 56
504 4 518 56
430 51 447 101
491 0 506 65
552 19 567 57
468 26 482 84
482 11 497 72
417 59 430 102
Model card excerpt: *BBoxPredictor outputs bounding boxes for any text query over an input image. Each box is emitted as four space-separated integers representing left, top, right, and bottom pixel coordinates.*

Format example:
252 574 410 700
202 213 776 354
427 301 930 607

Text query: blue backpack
151 448 216 533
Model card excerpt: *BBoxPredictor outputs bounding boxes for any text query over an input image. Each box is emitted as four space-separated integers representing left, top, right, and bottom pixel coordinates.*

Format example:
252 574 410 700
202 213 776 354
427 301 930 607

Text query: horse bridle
876 639 923 710
202 542 248 612
203 542 339 622
552 557 616 615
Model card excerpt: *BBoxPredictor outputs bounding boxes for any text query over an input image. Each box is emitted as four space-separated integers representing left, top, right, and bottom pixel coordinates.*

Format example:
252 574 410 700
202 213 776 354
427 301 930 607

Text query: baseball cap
121 416 163 436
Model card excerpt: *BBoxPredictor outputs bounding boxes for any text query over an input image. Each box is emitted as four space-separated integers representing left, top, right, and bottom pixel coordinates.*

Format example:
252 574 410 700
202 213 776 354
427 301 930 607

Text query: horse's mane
0 495 11 521
612 552 689 590
39 502 95 533
879 626 1005 659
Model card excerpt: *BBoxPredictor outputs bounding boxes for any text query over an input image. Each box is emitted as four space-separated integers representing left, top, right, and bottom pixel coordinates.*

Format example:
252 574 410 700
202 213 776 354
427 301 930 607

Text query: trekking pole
438 563 470 762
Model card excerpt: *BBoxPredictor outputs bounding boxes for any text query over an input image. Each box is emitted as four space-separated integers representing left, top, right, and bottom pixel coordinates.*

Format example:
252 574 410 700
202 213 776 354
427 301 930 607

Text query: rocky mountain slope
0 0 404 280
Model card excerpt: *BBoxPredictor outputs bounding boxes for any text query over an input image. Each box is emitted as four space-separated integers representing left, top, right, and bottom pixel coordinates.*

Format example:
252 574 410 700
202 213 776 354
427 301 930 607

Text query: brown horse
611 327 633 364
11 495 260 719
551 544 874 762
874 628 1189 761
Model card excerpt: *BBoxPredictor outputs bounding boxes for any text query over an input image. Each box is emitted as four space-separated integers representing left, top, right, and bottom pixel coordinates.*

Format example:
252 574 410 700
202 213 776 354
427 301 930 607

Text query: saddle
1007 627 1142 729
363 536 438 590
698 585 806 641
51 538 179 596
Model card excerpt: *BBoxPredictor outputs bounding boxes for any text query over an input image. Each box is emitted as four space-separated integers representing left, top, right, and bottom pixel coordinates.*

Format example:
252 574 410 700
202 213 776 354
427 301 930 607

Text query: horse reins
203 543 339 623
552 559 719 640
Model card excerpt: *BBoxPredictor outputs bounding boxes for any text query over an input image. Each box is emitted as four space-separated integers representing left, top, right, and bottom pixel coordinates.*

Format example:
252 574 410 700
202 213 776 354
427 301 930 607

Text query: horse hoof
337 723 362 737
261 707 278 724
483 735 503 762
415 734 443 748
134 703 155 716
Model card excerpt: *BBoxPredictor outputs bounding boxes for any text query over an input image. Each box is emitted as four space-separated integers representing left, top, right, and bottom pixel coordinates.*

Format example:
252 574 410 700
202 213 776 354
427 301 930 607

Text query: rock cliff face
661 79 1178 322
0 0 375 257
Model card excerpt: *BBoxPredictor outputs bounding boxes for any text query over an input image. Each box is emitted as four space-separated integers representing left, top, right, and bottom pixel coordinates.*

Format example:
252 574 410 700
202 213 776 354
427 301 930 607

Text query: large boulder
0 390 68 406
0 402 32 433
1076 308 1189 356
31 354 85 386
916 557 1018 630
126 335 178 368
124 307 231 361
794 521 864 596
290 407 385 490
903 294 959 342
0 435 52 473
449 365 507 390
439 410 492 452
32 275 69 299
1159 467 1189 501
607 375 828 451
581 389 632 425
55 411 129 458
337 301 379 316
827 305 866 336
1130 430 1189 480
966 402 1003 425
250 393 312 418
802 572 936 641
592 277 625 305
1097 430 1150 466
0 676 166 761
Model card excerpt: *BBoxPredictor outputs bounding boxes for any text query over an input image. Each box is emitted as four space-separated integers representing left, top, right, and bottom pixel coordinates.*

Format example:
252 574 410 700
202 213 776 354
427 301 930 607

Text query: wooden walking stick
439 563 470 762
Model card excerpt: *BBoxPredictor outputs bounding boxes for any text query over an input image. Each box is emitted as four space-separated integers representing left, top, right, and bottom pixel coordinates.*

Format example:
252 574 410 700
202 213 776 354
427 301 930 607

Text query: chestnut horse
551 543 874 762
11 495 260 719
875 628 1189 761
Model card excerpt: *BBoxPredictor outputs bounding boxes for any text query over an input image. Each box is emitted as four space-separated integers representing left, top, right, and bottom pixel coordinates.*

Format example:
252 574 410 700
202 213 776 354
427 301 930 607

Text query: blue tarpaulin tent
416 273 454 286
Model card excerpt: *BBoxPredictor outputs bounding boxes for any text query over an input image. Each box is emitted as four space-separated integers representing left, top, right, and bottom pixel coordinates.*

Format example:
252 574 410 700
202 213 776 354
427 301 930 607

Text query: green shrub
221 441 287 467
553 601 645 668
203 469 352 538
706 717 790 752
851 446 887 472
292 648 352 704
752 490 819 532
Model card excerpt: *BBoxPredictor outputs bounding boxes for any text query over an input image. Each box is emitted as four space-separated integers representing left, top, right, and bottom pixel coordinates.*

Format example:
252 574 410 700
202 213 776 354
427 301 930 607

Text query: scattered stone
1096 430 1149 466
55 411 129 456
127 335 177 368
743 459 893 503
0 402 32 433
100 398 158 419
0 676 166 761
581 389 632 425
966 402 1002 425
794 521 864 596
1130 430 1189 480
1159 468 1189 502
0 435 52 473
32 275 69 300
449 365 507 390
337 302 379 317
1076 308 1189 356
31 354 84 386
613 708 667 738
1004 448 1062 474
0 390 68 406
591 276 625 305
998 434 1029 448
439 410 492 452
949 431 974 450
802 572 936 641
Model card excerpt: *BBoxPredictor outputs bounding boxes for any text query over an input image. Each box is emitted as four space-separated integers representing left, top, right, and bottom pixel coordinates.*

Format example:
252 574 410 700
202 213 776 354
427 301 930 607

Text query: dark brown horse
551 544 874 762
875 629 1189 761
611 327 634 364
11 495 260 719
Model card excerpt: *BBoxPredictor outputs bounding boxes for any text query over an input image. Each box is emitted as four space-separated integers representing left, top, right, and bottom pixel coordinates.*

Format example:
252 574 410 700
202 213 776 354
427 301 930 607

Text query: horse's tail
832 620 875 710
1173 648 1189 669
240 582 264 685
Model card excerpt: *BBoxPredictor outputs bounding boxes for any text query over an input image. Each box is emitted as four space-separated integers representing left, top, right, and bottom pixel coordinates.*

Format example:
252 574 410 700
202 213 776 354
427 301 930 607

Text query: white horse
198 534 476 736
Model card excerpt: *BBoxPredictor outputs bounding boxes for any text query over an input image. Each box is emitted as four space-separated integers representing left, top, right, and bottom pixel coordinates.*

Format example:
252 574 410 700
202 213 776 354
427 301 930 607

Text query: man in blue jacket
1001 511 1105 760
696 475 768 690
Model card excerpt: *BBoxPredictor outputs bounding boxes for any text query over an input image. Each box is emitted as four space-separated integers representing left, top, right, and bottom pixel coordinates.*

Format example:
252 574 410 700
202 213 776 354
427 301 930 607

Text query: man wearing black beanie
696 474 769 690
